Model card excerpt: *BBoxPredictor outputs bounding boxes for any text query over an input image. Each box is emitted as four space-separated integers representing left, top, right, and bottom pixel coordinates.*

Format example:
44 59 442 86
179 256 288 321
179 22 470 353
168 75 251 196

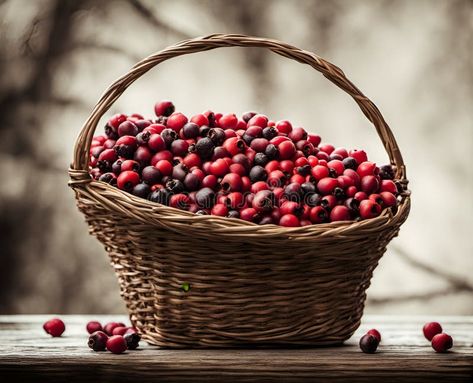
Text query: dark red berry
118 121 138 137
240 207 258 222
252 190 274 213
141 166 161 184
221 173 242 192
88 331 108 351
349 149 368 164
195 187 216 208
117 171 140 191
330 205 351 222
242 111 257 123
249 166 267 183
279 214 300 227
106 335 127 354
43 318 65 337
431 333 453 353
224 137 246 156
359 199 382 219
278 140 296 160
219 113 238 130
154 100 175 117
367 329 381 342
359 334 379 353
317 177 339 195
195 137 215 159
275 120 292 134
360 175 379 194
132 183 151 198
124 332 141 350
357 161 378 177
86 321 103 334
149 188 171 205
309 206 328 223
112 326 129 336
423 322 443 341
166 112 188 132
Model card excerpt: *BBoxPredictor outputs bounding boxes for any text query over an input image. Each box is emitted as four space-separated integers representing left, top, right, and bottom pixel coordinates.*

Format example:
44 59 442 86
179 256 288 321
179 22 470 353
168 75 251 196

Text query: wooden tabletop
1 315 472 382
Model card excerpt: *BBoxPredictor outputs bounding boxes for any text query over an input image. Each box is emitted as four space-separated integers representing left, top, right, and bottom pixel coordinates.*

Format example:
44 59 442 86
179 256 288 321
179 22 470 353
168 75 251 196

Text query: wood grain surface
1 315 472 382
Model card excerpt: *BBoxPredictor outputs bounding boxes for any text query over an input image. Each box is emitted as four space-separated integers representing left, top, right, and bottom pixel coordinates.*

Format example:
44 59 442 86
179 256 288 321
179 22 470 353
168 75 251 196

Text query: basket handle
72 33 407 181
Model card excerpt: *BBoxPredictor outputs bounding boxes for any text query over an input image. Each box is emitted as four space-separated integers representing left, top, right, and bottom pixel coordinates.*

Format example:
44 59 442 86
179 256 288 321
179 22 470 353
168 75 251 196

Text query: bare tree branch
392 245 473 291
127 0 192 40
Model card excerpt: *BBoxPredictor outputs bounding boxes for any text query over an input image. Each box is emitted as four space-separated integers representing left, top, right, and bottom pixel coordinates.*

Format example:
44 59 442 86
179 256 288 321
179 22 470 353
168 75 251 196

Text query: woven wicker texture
69 34 410 347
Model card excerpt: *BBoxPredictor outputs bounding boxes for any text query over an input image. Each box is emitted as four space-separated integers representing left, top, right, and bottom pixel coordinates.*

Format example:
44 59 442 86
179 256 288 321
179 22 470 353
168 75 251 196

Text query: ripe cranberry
288 127 307 142
330 205 351 222
223 137 246 156
307 134 321 147
226 192 244 209
320 195 337 210
118 121 138 137
279 160 295 174
344 169 361 184
182 153 201 169
133 146 152 166
109 113 127 129
275 120 292 134
154 100 175 117
361 175 379 194
201 174 218 189
229 163 247 176
219 113 238 130
280 201 302 216
354 191 368 201
317 177 339 195
316 151 329 161
124 333 141 350
280 214 300 227
304 164 324 181
195 137 215 159
119 160 138 173
221 173 242 192
86 321 103 334
155 160 173 177
240 207 258 222
103 322 123 336
252 190 274 213
166 112 188 132
43 318 65 337
188 114 207 127
112 326 129 336
99 172 117 185
328 160 345 176
267 170 285 187
346 185 358 198
337 175 354 189
369 193 385 207
367 329 381 342
319 144 335 154
209 158 230 177
250 138 269 152
242 111 257 123
151 150 173 165
144 123 166 135
170 194 190 210
309 206 328 223
278 140 296 160
88 331 108 351
359 334 379 354
182 173 199 191
349 149 368 164
169 139 188 157
248 114 268 128
148 134 166 152
357 161 378 177
115 135 137 158
211 203 229 216
270 135 290 146
431 333 453 353
380 191 397 207
423 322 443 341
117 171 140 191
241 176 251 192
250 181 269 194
359 199 382 219
380 179 397 194
106 335 127 354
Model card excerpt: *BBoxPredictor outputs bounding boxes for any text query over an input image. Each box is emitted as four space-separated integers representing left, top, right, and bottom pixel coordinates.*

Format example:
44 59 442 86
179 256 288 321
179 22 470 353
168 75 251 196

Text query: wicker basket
69 34 410 348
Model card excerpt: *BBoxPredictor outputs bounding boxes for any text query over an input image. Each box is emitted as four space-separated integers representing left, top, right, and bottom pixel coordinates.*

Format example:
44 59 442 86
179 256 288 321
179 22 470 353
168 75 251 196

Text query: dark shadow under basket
69 34 410 348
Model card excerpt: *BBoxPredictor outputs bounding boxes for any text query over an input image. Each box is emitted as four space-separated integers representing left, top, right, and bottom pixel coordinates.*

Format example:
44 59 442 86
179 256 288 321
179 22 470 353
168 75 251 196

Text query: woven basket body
69 34 410 347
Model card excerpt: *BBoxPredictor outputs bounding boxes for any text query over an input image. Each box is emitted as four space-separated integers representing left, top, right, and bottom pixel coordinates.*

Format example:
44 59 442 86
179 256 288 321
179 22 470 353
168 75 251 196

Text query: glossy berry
103 322 123 336
112 326 129 336
117 171 140 191
279 214 300 227
309 206 328 224
88 331 108 351
195 137 215 159
154 100 175 117
423 322 443 341
167 112 188 132
275 120 292 134
330 205 351 222
359 334 379 354
106 335 127 354
367 329 381 342
252 190 274 213
43 318 65 337
124 332 141 350
118 121 138 137
431 333 453 353
86 321 103 334
132 183 151 198
360 175 379 194
349 149 368 164
219 114 238 130
278 140 296 160
249 166 267 183
359 199 382 219
317 177 339 195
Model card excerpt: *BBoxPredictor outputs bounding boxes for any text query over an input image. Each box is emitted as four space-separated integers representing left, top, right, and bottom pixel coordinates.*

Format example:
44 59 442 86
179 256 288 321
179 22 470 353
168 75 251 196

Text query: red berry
148 134 166 152
106 335 128 354
252 190 274 213
151 150 173 165
240 207 258 222
170 194 190 210
118 121 138 137
88 331 108 351
275 120 292 134
354 191 368 201
280 201 302 216
117 171 140 191
320 194 337 210
224 137 246 156
86 321 103 334
182 153 202 169
219 113 239 130
431 333 453 353
133 145 152 166
226 192 244 209
309 206 328 223
209 158 230 177
332 147 348 158
307 134 321 147
367 329 381 342
423 322 443 341
144 123 166 135
155 159 173 176
311 165 329 180
319 144 335 154
288 127 307 142
360 175 379 194
43 318 65 337
380 179 397 194
279 214 300 227
221 173 242 192
202 174 218 189
349 149 368 164
166 112 188 132
154 100 175 117
327 160 345 176
357 161 378 177
380 191 397 207
278 140 296 160
190 113 209 127
250 138 269 152
112 326 129 336
330 205 351 222
248 114 268 128
211 203 229 216
317 177 339 195
359 199 382 219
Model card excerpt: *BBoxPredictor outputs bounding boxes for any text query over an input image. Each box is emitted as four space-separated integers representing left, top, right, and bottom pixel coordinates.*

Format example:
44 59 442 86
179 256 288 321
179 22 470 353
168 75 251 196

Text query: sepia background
0 0 472 315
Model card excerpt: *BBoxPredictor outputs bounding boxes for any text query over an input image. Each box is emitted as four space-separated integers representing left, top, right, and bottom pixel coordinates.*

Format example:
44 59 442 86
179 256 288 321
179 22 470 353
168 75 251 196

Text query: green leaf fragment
181 282 191 292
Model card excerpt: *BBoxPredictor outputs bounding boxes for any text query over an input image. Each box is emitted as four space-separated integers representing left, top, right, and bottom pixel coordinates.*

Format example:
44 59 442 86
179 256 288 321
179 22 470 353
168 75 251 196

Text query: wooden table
1 315 472 382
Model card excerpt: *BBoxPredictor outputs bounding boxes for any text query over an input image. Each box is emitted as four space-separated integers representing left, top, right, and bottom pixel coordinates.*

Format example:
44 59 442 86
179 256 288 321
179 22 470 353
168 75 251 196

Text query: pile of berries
89 100 403 226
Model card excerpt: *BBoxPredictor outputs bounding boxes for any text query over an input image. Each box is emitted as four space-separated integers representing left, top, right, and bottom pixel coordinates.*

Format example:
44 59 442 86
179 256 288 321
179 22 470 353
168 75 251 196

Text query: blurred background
0 0 472 315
